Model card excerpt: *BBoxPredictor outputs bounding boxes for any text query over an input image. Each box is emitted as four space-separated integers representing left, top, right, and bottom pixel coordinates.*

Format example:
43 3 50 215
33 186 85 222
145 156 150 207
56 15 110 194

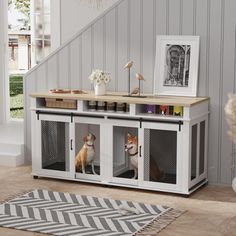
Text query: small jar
116 103 126 113
106 102 116 112
146 105 156 114
125 103 130 113
88 101 97 111
97 101 106 111
160 105 169 115
173 106 183 116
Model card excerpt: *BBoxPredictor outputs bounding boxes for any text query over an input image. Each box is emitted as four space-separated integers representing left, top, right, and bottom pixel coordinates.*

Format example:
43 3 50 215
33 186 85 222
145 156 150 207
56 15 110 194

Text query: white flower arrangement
89 69 111 86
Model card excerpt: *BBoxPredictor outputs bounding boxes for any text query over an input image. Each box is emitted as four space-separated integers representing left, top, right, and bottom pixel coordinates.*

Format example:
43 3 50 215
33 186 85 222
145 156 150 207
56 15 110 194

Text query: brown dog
75 133 96 174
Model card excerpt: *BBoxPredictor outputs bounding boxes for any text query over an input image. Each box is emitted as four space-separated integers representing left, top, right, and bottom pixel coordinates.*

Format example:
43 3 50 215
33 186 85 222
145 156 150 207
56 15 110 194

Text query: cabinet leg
104 184 113 188
33 175 39 179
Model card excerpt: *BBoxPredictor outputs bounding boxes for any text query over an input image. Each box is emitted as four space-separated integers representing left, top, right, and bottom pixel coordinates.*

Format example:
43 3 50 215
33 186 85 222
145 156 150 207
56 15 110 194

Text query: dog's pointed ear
127 133 131 138
93 134 96 140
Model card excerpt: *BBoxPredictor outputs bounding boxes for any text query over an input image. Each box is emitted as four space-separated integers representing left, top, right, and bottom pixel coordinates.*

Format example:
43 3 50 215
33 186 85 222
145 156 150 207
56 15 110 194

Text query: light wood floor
0 165 236 236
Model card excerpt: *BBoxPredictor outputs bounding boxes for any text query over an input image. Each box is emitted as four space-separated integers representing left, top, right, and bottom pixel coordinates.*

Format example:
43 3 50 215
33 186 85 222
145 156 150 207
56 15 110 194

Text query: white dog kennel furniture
30 91 209 195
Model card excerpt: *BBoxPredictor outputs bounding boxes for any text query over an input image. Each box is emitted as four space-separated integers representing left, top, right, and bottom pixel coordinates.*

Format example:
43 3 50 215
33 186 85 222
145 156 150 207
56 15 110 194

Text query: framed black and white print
154 35 200 97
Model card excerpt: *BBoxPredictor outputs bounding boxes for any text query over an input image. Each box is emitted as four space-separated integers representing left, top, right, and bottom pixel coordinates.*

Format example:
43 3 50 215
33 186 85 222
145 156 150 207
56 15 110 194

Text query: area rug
0 189 184 236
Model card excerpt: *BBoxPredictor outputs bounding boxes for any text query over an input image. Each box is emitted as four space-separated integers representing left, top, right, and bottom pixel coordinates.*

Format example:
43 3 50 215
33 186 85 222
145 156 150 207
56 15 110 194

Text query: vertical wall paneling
206 0 211 96
142 0 154 93
93 19 104 70
182 0 194 35
25 0 236 184
220 0 236 184
82 28 92 90
218 0 225 183
115 7 118 91
47 55 58 89
79 37 83 88
208 0 222 183
155 0 167 89
58 46 69 88
103 17 106 71
70 37 82 89
130 0 141 91
68 44 71 88
196 0 208 96
168 0 181 35
156 0 167 35
36 65 47 92
106 9 116 91
25 74 36 163
117 0 128 92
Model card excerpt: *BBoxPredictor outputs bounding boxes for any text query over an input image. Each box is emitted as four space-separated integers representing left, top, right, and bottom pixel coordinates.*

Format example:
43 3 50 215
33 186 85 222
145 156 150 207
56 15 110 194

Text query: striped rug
0 190 183 236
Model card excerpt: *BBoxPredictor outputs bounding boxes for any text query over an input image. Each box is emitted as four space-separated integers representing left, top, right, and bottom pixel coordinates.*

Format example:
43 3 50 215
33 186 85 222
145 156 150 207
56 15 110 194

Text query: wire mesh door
37 114 73 178
74 116 103 182
140 122 182 191
41 120 70 172
108 119 140 186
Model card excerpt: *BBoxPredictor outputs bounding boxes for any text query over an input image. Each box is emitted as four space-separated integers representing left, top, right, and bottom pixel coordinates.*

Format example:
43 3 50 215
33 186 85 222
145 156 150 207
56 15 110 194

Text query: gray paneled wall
24 0 236 185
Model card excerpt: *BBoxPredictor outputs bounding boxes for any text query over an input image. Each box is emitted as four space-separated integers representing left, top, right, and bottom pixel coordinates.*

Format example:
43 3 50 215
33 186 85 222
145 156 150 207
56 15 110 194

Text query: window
31 0 51 65
8 0 52 119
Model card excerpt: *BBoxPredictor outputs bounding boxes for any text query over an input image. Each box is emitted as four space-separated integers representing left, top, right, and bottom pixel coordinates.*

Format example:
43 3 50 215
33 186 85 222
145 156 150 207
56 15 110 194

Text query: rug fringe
135 208 186 235
0 190 34 204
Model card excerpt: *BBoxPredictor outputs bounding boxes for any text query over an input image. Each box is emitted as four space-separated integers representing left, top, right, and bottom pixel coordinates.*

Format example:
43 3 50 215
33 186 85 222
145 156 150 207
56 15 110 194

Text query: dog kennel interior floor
0 165 236 236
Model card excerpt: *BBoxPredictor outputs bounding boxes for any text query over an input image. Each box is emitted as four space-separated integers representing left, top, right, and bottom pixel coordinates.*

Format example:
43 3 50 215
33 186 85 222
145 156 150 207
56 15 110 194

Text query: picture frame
154 35 200 97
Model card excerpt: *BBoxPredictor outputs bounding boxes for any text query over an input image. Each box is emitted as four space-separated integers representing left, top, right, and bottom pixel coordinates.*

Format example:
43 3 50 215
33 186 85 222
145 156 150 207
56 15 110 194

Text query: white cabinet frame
73 116 105 182
30 92 209 195
139 122 183 192
32 114 74 179
105 118 140 186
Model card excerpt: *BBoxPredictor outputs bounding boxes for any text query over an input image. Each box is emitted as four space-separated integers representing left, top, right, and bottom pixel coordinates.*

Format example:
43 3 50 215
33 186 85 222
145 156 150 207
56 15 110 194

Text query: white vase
94 83 106 96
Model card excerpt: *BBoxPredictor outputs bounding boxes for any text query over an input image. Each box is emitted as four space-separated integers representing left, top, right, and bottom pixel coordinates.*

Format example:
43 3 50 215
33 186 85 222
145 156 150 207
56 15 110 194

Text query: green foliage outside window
9 74 23 119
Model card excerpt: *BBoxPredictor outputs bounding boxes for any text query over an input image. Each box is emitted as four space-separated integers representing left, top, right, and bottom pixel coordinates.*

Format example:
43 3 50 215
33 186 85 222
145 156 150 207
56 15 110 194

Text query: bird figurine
124 61 134 96
135 73 145 97
124 61 134 69
131 87 140 95
136 73 145 81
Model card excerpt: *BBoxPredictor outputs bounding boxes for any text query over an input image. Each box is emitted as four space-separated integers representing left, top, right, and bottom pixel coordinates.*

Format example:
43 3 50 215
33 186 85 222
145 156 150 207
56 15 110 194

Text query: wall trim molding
0 0 10 124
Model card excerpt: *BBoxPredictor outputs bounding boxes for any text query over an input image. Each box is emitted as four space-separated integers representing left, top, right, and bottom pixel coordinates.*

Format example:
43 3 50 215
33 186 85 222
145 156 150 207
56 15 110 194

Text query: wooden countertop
30 91 209 107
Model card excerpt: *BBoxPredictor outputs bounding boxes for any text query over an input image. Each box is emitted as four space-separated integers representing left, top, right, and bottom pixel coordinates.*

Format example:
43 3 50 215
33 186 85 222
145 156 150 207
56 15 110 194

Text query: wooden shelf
30 91 209 107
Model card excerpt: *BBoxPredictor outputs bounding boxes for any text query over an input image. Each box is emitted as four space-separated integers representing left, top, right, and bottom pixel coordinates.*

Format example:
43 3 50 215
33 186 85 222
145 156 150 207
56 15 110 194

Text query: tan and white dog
125 133 164 181
75 133 97 175
124 133 139 179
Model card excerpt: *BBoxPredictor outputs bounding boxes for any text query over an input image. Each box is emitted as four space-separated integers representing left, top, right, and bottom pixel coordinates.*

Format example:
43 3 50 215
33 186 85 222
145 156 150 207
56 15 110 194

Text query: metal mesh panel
41 121 69 171
191 124 198 180
113 126 138 179
199 121 205 175
144 130 150 181
144 129 177 184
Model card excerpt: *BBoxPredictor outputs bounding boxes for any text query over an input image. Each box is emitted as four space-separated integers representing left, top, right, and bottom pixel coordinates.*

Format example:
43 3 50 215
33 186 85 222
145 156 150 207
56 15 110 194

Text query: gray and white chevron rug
0 189 184 236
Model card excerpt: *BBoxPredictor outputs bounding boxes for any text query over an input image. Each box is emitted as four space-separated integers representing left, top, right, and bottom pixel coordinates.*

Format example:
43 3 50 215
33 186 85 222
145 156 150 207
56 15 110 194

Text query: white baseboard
0 152 24 167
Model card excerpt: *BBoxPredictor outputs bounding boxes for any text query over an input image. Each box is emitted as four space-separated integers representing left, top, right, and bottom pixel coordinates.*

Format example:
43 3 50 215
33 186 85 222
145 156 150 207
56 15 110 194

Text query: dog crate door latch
36 111 40 120
139 146 142 157
70 139 73 151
